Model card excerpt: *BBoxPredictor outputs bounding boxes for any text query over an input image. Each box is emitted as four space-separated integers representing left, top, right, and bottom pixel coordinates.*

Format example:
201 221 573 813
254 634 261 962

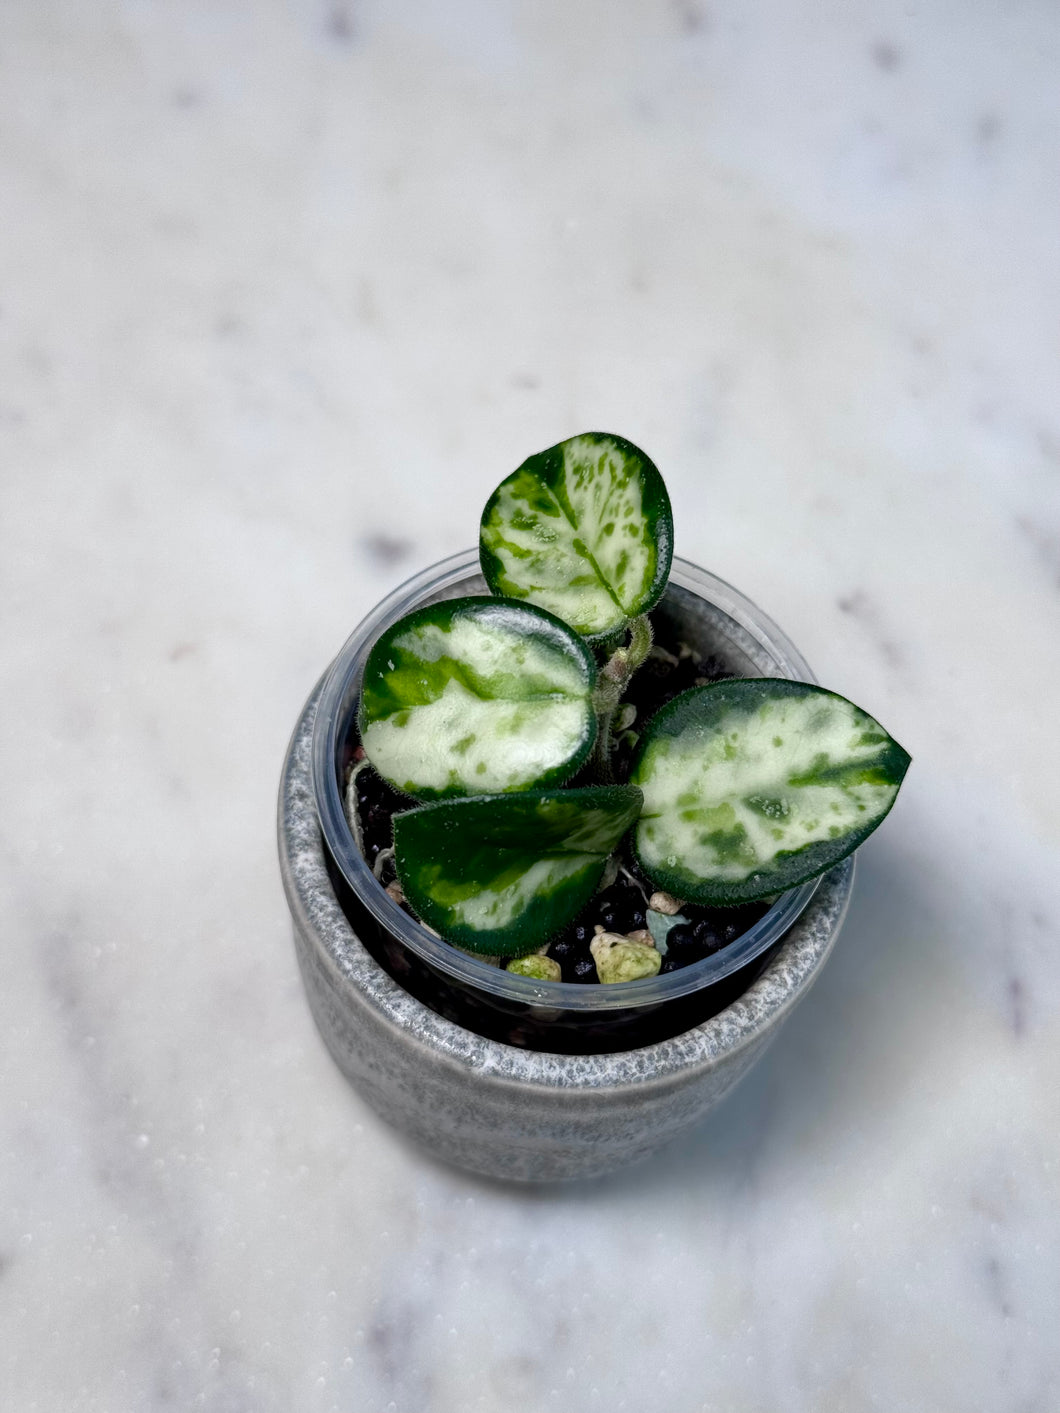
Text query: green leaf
392 786 644 956
479 432 674 640
359 596 598 800
631 680 910 904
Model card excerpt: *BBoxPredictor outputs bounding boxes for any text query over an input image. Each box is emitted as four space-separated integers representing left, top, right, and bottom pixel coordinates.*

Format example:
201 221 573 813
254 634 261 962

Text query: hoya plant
352 432 910 973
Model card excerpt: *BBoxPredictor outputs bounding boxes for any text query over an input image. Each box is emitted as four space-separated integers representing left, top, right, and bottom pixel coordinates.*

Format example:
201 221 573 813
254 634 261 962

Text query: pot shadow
438 836 953 1203
581 836 950 1201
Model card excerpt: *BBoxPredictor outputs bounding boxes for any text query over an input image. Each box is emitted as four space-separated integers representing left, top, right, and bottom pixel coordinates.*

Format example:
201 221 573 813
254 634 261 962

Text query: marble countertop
3 3 1059 1409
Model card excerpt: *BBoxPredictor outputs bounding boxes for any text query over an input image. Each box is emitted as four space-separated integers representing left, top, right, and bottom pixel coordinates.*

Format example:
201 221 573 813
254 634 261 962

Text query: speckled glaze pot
277 557 856 1182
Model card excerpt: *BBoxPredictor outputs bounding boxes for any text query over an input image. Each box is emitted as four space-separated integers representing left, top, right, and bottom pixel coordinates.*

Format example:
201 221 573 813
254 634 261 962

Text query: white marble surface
3 2 1060 1408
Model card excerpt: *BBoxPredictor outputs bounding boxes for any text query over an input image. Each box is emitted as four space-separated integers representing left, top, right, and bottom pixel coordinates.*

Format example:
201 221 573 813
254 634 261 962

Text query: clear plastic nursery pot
314 550 828 1048
278 550 855 1180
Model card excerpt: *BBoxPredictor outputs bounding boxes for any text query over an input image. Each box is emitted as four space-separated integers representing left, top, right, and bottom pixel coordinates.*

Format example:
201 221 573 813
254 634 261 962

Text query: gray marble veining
2 1 1060 1409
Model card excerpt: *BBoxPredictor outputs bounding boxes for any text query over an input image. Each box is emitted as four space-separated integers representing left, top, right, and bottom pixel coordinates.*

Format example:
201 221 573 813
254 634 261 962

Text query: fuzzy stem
591 615 653 783
625 614 653 677
343 758 372 857
373 846 395 881
618 861 650 902
592 705 618 784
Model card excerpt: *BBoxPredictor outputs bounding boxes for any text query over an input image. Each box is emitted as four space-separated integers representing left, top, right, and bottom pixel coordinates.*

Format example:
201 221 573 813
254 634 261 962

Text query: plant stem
373 846 395 881
625 614 654 677
344 758 371 856
591 615 653 783
618 861 650 902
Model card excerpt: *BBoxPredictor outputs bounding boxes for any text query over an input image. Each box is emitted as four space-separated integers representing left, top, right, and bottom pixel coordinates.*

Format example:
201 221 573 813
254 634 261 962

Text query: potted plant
278 434 908 1181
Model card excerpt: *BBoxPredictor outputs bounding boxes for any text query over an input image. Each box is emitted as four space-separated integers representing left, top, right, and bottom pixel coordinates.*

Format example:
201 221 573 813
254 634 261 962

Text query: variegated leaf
393 786 644 956
632 680 910 903
479 432 673 640
359 597 597 799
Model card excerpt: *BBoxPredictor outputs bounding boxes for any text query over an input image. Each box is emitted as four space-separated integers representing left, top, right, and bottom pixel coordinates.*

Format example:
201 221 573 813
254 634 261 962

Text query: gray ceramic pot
277 554 855 1182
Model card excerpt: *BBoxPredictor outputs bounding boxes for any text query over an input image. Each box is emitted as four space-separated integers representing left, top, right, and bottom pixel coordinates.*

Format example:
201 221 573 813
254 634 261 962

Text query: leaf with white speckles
632 680 910 903
393 786 643 955
479 432 673 640
358 596 597 800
